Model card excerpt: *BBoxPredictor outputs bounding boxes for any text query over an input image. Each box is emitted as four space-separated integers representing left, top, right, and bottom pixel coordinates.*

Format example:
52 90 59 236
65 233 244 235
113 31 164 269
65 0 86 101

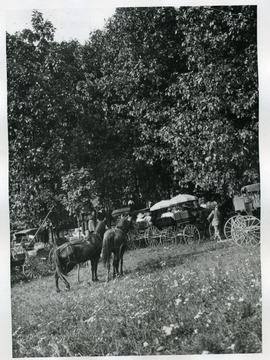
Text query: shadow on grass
130 241 233 276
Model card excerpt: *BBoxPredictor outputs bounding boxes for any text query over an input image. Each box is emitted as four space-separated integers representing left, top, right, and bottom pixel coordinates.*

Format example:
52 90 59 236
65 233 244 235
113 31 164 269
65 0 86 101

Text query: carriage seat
174 210 192 223
155 216 176 229
135 220 149 229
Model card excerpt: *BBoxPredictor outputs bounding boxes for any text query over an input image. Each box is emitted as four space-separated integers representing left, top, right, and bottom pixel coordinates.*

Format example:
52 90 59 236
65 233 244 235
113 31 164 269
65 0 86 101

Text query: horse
54 219 107 292
102 216 132 282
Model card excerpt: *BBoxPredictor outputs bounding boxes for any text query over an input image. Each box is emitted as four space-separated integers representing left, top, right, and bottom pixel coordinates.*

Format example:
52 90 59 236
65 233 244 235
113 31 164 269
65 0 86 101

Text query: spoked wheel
183 224 200 244
145 226 161 247
166 226 182 244
231 215 260 247
223 215 238 240
23 252 50 279
127 230 140 250
160 229 168 245
11 266 26 284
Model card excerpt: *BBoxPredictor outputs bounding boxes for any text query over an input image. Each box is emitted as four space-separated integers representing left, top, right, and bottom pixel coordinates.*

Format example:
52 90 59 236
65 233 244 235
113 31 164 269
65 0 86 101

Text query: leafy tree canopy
7 6 259 229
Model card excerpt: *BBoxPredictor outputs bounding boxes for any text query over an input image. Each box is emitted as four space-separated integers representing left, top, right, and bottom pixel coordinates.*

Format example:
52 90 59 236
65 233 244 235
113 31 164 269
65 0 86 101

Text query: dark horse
102 216 131 282
54 220 106 292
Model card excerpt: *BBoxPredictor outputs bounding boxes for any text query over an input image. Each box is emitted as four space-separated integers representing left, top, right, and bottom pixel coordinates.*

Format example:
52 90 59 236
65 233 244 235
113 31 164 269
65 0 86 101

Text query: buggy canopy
111 207 130 217
241 183 260 194
168 194 197 206
150 200 171 211
130 207 150 216
14 228 38 237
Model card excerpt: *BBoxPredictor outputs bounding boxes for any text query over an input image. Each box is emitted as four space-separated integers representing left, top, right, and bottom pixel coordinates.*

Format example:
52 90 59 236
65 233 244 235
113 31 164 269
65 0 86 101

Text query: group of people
135 212 152 224
159 201 223 241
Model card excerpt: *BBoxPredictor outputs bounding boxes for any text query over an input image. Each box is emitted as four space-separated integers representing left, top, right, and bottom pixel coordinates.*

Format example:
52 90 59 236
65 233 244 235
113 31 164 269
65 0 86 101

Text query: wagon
127 208 152 249
111 207 151 249
11 228 52 281
145 194 203 247
223 183 260 246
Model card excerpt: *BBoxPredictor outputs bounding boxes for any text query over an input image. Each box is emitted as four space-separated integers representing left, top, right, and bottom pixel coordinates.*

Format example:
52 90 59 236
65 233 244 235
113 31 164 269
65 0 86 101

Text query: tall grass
11 241 261 357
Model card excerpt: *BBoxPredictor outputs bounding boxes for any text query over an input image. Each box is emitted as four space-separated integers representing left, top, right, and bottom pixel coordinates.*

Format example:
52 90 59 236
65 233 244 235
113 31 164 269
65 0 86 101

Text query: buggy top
150 194 197 211
241 183 260 194
111 207 131 218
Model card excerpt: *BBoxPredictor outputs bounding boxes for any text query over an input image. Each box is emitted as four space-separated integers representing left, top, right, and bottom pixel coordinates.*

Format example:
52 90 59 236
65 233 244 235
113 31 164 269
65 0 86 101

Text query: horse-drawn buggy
222 182 260 246
111 207 150 249
111 195 210 249
146 194 208 246
115 195 207 249
127 207 153 249
11 227 52 282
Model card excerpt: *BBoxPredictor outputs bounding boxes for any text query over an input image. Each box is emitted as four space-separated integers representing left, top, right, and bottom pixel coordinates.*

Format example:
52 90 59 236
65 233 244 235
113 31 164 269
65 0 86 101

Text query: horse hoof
56 289 61 293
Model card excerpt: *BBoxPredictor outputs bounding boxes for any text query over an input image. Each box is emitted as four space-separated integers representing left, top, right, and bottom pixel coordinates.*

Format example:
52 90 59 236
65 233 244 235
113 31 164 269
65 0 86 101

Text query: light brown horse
102 217 131 282
54 220 106 292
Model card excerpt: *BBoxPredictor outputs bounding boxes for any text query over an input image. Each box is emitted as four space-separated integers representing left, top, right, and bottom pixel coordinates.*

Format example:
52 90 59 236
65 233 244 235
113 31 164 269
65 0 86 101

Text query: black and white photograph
1 0 270 359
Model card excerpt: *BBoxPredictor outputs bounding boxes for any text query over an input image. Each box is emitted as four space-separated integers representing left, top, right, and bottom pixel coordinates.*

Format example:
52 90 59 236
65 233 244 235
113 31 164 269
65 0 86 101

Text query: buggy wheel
231 215 260 247
145 226 161 247
183 224 200 244
223 215 238 240
23 253 50 279
11 267 26 284
166 226 182 244
127 230 140 250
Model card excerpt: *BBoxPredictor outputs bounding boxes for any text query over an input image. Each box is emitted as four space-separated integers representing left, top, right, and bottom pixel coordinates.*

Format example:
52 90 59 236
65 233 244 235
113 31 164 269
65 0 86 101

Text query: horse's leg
106 258 111 282
55 271 60 292
113 252 120 277
120 244 125 276
55 268 70 292
120 253 124 276
94 259 99 281
77 264 80 283
90 260 95 282
112 253 116 278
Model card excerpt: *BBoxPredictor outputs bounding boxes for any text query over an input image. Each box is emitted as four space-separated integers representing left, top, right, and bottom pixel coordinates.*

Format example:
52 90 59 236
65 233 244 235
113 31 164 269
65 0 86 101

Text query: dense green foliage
7 6 259 228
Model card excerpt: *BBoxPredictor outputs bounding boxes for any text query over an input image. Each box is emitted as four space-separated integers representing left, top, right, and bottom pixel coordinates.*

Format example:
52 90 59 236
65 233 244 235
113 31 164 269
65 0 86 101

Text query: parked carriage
146 194 207 246
122 195 209 248
127 208 153 249
11 228 52 281
223 183 260 246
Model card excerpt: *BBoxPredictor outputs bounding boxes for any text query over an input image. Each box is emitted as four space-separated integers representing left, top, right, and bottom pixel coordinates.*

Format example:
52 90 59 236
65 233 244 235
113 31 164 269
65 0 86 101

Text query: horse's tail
48 246 56 270
102 230 113 267
54 246 68 284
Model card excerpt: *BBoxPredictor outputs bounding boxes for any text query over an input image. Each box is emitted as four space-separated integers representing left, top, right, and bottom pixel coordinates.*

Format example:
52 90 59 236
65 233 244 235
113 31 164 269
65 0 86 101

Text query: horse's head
116 216 132 233
95 219 107 236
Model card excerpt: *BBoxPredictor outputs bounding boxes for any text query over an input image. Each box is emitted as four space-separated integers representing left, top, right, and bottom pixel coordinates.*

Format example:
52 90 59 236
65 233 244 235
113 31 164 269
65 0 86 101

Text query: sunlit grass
11 241 261 356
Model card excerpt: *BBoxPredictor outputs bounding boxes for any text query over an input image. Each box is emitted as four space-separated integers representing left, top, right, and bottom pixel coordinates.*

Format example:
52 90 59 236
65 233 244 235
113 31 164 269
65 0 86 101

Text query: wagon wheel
11 266 26 284
231 215 260 247
223 215 238 240
183 224 200 244
145 226 161 247
159 229 166 244
166 226 182 244
127 230 141 250
23 252 50 279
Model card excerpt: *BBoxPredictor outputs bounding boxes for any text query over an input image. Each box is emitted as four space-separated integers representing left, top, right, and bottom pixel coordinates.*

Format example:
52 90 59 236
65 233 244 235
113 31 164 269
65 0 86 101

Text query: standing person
97 206 106 222
88 207 96 233
105 207 112 228
207 204 222 241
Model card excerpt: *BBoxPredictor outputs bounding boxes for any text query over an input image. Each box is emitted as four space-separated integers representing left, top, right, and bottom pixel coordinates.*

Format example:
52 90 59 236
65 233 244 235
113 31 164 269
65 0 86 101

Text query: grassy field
11 240 262 357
